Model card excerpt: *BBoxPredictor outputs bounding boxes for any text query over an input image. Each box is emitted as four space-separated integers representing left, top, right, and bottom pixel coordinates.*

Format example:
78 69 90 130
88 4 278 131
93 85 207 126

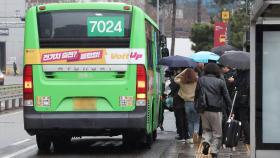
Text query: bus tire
122 132 140 147
36 134 51 152
152 130 157 141
144 132 153 149
53 136 71 152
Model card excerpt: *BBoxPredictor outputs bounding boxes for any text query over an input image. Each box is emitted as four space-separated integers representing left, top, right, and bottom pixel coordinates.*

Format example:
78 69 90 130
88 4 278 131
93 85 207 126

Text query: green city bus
23 2 167 151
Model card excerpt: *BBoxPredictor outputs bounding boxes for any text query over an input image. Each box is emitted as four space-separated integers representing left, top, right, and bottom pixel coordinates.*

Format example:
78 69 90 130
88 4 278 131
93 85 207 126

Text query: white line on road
2 145 37 158
0 111 22 118
11 139 31 146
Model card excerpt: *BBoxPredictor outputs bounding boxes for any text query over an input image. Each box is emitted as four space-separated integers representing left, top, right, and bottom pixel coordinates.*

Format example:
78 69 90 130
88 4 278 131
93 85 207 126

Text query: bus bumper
23 106 147 136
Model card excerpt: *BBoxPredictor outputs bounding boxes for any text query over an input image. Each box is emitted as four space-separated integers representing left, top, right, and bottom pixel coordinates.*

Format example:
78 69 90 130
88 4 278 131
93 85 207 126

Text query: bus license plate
74 98 96 110
119 96 134 107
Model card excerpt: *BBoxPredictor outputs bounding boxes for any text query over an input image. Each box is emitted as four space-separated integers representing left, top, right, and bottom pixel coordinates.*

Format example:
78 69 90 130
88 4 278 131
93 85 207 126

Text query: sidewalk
163 141 250 158
162 111 250 158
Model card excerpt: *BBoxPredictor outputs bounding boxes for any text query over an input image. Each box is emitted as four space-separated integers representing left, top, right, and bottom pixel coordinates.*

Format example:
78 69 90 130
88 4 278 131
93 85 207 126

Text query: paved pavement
0 109 250 158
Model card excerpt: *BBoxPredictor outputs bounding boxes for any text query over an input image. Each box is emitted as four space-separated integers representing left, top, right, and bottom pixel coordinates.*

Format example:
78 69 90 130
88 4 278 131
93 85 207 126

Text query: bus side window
155 31 161 63
145 21 154 95
145 21 153 70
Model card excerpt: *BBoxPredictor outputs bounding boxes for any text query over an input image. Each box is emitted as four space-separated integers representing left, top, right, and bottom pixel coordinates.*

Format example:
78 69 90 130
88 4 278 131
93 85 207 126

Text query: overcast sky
167 38 195 57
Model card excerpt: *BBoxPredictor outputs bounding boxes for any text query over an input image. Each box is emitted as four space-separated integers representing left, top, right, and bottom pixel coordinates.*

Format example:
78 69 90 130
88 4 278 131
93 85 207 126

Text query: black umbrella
219 51 250 70
158 55 197 68
211 44 239 56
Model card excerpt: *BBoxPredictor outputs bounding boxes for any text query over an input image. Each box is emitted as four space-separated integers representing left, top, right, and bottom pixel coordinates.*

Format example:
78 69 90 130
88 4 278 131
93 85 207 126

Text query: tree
213 0 234 7
190 23 214 52
228 8 249 50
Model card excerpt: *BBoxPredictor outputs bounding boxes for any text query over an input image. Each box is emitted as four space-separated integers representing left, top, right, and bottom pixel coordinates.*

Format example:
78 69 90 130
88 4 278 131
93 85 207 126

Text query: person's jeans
184 101 200 137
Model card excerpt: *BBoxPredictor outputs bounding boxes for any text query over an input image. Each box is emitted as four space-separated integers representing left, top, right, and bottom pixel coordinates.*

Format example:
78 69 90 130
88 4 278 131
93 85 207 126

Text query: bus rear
23 3 162 151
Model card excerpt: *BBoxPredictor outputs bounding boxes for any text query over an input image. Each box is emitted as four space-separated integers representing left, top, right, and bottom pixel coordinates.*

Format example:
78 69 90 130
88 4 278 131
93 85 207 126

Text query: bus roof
34 2 158 29
36 2 132 12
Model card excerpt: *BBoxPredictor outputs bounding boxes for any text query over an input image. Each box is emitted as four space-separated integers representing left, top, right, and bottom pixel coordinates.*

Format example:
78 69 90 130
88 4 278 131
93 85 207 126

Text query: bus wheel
145 133 153 149
152 130 157 141
36 134 51 152
53 136 71 152
122 133 137 146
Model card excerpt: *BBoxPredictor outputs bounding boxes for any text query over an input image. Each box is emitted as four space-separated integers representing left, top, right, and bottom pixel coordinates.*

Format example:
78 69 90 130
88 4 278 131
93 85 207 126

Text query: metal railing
0 85 23 112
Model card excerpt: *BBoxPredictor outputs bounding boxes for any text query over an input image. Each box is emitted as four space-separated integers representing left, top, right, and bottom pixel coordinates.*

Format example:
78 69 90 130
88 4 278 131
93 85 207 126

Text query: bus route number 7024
87 16 125 37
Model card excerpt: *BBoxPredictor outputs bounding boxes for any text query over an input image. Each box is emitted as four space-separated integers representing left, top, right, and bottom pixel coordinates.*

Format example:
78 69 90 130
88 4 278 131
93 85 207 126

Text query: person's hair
183 68 197 84
204 63 221 77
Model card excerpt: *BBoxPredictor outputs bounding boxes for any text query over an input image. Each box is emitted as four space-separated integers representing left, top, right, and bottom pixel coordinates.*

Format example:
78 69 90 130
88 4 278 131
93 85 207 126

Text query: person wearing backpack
194 63 232 158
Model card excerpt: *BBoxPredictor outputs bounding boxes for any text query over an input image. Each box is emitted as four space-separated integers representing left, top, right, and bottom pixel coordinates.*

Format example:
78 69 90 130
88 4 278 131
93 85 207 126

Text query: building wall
0 0 25 75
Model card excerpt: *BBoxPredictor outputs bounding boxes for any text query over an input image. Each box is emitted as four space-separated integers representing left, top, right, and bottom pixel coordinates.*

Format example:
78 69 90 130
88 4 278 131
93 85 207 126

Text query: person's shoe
211 153 218 158
202 142 210 155
175 135 181 139
160 126 164 131
176 138 185 142
186 138 193 144
175 136 185 142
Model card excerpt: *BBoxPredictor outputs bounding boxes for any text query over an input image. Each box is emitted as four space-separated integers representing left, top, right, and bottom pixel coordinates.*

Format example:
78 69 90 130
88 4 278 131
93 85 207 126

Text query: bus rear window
38 11 131 39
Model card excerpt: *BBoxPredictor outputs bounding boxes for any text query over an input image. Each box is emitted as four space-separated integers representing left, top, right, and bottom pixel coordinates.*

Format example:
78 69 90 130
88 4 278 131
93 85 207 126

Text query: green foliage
190 23 214 52
228 8 249 50
214 0 234 7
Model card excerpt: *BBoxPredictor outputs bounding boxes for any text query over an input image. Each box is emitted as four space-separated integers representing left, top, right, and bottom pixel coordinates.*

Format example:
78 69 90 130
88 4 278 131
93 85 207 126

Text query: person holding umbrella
195 63 232 157
169 68 187 142
234 69 250 145
219 51 250 145
175 68 199 144
158 56 197 142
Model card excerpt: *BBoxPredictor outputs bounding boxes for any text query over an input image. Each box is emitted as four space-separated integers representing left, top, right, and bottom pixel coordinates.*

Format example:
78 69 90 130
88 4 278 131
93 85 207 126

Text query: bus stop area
158 111 250 158
164 140 250 158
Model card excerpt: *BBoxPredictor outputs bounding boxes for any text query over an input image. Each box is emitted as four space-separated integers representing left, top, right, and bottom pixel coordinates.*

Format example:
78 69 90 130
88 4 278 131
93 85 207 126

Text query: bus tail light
136 65 146 106
39 6 46 10
23 65 34 106
123 6 130 10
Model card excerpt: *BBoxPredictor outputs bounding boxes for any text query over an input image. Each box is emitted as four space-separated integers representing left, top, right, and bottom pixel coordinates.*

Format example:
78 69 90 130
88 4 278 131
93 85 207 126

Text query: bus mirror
161 47 169 57
160 35 167 47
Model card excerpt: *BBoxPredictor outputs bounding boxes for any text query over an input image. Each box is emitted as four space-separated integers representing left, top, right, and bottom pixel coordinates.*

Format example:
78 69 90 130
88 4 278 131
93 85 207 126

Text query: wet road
0 110 177 158
0 109 250 158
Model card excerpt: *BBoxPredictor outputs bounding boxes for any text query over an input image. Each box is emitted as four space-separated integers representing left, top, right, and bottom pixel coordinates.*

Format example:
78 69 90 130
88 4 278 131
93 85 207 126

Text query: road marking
11 139 31 146
0 111 22 118
2 145 37 158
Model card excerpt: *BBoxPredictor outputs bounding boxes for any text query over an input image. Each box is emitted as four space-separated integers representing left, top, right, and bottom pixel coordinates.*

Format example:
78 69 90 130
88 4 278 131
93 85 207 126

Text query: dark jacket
195 74 232 112
169 78 184 109
169 78 180 97
224 69 236 98
235 70 250 108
